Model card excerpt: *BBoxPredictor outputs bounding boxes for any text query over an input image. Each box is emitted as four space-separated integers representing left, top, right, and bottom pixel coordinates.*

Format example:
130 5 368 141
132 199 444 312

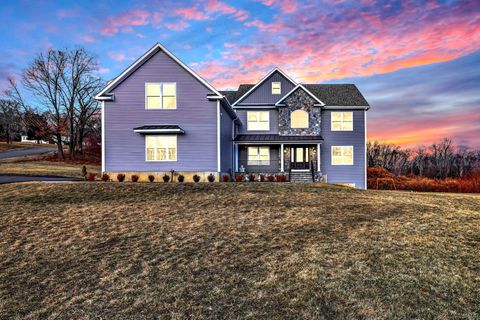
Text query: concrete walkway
0 146 57 160
0 175 80 184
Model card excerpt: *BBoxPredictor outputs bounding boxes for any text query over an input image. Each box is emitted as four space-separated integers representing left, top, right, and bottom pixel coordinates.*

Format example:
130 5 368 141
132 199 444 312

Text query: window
146 135 177 161
290 110 309 128
331 112 353 131
247 111 269 131
248 147 270 165
145 83 176 109
272 82 281 94
331 146 353 165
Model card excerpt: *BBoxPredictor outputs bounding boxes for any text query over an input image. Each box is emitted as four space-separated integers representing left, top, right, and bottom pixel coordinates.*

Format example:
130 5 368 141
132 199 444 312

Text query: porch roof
234 134 323 143
133 125 185 134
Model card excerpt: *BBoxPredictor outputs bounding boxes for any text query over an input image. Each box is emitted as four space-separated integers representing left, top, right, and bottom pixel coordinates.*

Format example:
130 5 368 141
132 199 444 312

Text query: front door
291 146 310 170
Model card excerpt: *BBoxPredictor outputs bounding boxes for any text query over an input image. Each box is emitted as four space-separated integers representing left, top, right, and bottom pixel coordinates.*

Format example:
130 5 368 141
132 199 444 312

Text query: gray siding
321 110 366 189
220 103 234 173
236 108 279 134
104 49 219 172
238 145 280 173
237 71 296 105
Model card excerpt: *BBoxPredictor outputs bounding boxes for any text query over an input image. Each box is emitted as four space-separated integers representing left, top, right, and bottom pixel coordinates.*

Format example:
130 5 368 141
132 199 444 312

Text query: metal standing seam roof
133 125 185 134
234 134 323 142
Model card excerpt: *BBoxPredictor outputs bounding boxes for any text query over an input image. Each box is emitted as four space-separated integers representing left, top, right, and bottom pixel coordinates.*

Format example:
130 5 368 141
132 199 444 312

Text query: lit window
248 147 270 165
146 136 177 161
272 82 281 94
247 111 269 131
290 110 309 128
331 112 353 131
331 146 353 165
145 83 176 109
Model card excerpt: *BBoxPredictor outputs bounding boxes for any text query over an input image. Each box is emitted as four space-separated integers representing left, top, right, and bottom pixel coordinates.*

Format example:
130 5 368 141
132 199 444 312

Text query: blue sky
1 0 479 147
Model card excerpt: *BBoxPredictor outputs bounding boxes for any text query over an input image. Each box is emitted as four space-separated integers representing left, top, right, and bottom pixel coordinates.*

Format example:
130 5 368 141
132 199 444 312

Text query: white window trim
290 109 309 129
145 135 178 162
247 146 270 166
331 112 353 131
331 146 354 166
145 82 177 110
272 82 281 95
247 111 270 131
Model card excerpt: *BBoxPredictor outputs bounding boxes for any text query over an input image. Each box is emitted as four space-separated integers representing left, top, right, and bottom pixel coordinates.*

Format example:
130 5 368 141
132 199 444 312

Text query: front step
290 171 315 183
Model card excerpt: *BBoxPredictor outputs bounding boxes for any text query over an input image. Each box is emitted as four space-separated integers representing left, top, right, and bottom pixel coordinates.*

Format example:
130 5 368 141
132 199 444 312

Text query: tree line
368 139 480 179
1 47 103 159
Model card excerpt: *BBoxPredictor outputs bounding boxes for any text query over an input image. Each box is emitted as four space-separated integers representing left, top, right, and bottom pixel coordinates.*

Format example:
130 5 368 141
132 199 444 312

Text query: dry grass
0 161 100 178
0 183 479 319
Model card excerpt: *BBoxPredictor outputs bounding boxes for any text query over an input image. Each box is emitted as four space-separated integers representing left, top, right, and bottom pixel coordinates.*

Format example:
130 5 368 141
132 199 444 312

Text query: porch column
235 144 239 172
280 143 284 172
317 143 321 172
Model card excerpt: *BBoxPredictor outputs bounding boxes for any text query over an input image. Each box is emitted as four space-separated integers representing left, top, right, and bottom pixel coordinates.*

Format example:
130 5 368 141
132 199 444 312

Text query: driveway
0 175 80 184
0 146 57 160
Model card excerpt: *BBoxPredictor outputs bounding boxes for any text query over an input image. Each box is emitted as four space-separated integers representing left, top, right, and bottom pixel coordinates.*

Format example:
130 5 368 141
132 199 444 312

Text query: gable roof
95 42 222 100
219 84 254 104
275 84 325 106
303 84 369 107
232 68 297 106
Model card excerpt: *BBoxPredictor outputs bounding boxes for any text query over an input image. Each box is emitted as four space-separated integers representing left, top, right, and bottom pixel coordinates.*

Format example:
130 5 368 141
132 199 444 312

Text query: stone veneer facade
278 88 321 136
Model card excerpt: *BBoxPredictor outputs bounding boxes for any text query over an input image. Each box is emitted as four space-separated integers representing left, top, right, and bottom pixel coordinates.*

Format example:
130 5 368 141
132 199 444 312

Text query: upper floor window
146 135 177 161
247 111 269 131
145 83 176 110
331 112 353 131
331 146 353 165
248 146 270 165
272 82 281 95
291 110 309 128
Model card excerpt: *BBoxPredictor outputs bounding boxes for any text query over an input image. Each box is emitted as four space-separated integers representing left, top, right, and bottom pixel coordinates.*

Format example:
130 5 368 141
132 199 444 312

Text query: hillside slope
0 183 479 319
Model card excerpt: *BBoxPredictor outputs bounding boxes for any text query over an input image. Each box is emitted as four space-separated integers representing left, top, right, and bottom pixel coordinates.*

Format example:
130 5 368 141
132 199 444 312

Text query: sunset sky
1 0 479 148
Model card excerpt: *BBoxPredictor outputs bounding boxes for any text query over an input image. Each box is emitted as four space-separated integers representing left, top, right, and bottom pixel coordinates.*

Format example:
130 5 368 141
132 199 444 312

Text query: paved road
0 146 57 160
0 175 80 184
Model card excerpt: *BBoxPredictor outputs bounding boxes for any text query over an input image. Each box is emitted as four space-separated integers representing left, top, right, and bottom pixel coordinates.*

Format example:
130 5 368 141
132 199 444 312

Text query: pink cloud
257 0 297 13
107 51 127 61
101 9 150 35
165 20 190 31
174 5 209 20
82 35 96 43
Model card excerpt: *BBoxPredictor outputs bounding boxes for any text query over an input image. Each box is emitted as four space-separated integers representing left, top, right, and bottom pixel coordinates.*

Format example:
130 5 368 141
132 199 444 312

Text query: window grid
146 135 177 161
331 146 353 165
247 111 269 131
248 147 270 165
331 112 353 131
145 83 176 110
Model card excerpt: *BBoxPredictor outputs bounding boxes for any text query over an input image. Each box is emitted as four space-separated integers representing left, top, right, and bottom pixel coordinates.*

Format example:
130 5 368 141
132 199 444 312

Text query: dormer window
272 82 281 95
145 83 176 109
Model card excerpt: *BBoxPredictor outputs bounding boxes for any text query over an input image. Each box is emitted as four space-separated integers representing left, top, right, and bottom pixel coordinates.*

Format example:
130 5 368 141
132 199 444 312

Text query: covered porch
233 134 323 180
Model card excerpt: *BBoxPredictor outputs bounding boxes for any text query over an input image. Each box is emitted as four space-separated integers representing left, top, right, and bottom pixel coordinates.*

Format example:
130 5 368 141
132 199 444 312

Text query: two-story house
95 43 369 188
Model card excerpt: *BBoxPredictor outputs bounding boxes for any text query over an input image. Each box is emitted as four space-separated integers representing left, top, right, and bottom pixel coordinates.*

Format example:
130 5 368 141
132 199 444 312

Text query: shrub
86 173 96 181
148 175 155 182
248 173 256 182
163 174 170 183
267 175 275 182
235 174 244 182
260 174 265 182
207 174 216 182
178 174 185 183
276 174 287 182
222 174 230 182
193 174 201 183
117 174 125 182
131 175 139 182
101 173 110 182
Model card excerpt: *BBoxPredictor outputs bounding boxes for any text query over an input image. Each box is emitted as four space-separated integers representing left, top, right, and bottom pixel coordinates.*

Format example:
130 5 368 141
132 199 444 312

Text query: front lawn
0 160 100 178
0 183 478 319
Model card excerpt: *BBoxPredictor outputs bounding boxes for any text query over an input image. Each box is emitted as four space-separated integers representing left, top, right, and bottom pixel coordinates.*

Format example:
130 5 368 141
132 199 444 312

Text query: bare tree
22 49 67 159
75 75 102 153
0 99 22 144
